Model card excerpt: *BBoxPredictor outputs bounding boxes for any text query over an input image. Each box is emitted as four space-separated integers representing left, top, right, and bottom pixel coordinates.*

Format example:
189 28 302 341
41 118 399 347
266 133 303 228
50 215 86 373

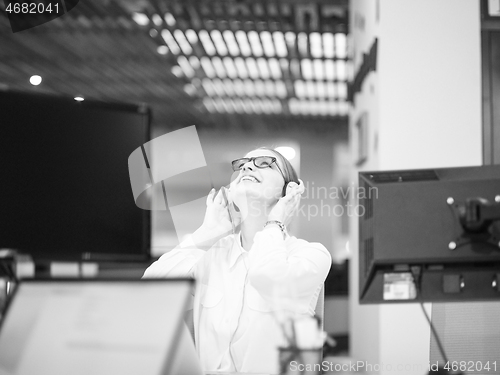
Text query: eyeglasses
231 156 285 179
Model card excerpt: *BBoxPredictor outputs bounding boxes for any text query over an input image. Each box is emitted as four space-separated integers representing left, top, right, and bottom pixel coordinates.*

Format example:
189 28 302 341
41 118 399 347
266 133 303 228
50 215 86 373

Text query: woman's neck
239 200 274 251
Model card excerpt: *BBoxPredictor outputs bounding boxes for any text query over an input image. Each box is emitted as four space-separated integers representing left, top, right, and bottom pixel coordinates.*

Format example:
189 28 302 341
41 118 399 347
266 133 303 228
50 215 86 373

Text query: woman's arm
247 226 332 302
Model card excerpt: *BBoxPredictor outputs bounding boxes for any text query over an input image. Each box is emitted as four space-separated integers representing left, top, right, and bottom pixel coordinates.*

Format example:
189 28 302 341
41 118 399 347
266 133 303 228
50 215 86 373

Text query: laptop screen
0 279 193 375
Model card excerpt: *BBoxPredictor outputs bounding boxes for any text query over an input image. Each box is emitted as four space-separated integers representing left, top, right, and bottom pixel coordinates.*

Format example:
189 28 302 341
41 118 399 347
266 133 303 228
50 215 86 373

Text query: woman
143 147 331 374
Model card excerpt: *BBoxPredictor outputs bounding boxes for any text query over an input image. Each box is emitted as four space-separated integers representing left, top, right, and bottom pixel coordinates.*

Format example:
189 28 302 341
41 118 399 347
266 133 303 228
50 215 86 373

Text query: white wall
349 1 481 374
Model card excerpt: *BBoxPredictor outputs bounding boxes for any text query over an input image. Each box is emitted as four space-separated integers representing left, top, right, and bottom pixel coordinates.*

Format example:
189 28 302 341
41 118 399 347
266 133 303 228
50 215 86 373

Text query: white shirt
143 226 331 374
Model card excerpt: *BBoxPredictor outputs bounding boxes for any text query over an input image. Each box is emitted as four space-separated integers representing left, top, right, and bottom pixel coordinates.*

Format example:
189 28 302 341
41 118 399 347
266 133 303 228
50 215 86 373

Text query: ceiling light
223 57 237 79
149 29 158 38
265 80 275 97
233 98 244 113
213 98 224 113
316 81 326 98
257 58 270 80
314 60 324 80
164 13 176 27
200 57 215 78
157 45 169 55
325 60 335 80
212 79 225 97
223 30 239 56
275 80 287 98
310 32 322 58
294 80 305 98
243 99 253 114
335 33 347 59
285 32 296 50
338 101 349 115
184 83 196 96
199 30 216 56
29 75 42 85
326 82 336 98
236 31 251 56
202 79 215 96
212 57 226 78
254 80 265 96
328 101 339 116
171 65 183 77
245 58 259 79
301 59 313 80
275 146 296 160
289 98 298 115
152 14 163 26
203 97 215 112
185 29 198 44
161 30 180 55
74 96 84 101
273 31 287 57
174 30 192 54
234 58 248 79
132 13 149 26
261 31 275 57
336 60 346 81
268 58 281 79
306 81 316 98
272 99 282 114
211 30 228 56
223 79 235 96
233 79 245 96
252 98 262 114
298 32 308 57
323 33 334 59
248 31 263 57
177 55 194 78
189 56 200 70
244 80 255 96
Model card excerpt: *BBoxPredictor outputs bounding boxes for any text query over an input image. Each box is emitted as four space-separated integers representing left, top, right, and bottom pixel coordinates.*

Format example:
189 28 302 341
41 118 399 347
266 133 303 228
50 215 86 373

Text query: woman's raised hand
267 179 305 226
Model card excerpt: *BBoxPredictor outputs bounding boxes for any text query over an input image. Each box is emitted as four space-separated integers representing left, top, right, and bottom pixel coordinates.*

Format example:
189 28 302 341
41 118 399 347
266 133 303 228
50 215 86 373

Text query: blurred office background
1 0 500 370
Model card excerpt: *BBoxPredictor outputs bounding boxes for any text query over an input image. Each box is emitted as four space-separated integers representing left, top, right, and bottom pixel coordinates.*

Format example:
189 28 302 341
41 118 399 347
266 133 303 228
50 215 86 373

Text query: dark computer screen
0 90 150 262
359 165 500 303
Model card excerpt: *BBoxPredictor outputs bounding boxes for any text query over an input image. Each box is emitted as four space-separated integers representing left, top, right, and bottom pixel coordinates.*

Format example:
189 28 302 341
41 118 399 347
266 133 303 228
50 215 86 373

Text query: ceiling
0 0 349 133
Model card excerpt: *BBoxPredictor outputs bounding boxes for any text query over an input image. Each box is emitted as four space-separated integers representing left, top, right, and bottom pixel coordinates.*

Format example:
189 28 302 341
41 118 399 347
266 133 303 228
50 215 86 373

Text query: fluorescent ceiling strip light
244 79 255 96
243 99 253 114
268 58 282 79
294 80 305 98
202 78 215 96
245 58 260 79
325 60 335 81
223 57 238 79
223 30 240 56
161 30 180 55
326 82 336 99
273 31 288 57
233 98 244 114
223 79 235 96
203 97 215 112
185 29 198 44
328 101 339 116
297 32 308 57
233 79 245 96
301 59 313 80
177 55 195 78
248 31 264 57
211 30 228 56
260 31 275 57
212 79 225 97
223 98 234 113
285 32 296 51
164 12 176 26
199 30 216 56
313 59 324 80
152 14 162 26
273 99 282 114
310 32 322 58
316 81 326 98
306 81 316 98
336 60 346 81
200 57 216 78
236 31 252 56
174 30 192 55
288 98 298 115
338 101 349 116
234 57 248 79
132 12 149 26
323 33 335 59
254 80 266 97
213 98 224 113
211 57 227 78
275 80 287 98
189 56 200 70
335 33 347 59
257 58 270 80
337 82 347 99
265 80 275 97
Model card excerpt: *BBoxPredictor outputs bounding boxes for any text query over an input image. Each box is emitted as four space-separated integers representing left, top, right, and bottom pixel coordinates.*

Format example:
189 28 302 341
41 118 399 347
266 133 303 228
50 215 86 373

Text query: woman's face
229 149 286 206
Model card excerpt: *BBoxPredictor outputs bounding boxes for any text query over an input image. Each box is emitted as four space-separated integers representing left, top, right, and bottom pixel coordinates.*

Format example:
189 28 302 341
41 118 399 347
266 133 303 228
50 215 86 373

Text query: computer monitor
0 279 200 375
0 89 151 262
358 165 500 304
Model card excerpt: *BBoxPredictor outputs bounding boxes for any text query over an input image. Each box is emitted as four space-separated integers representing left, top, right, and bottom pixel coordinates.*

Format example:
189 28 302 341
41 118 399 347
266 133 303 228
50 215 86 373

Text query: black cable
419 302 449 365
